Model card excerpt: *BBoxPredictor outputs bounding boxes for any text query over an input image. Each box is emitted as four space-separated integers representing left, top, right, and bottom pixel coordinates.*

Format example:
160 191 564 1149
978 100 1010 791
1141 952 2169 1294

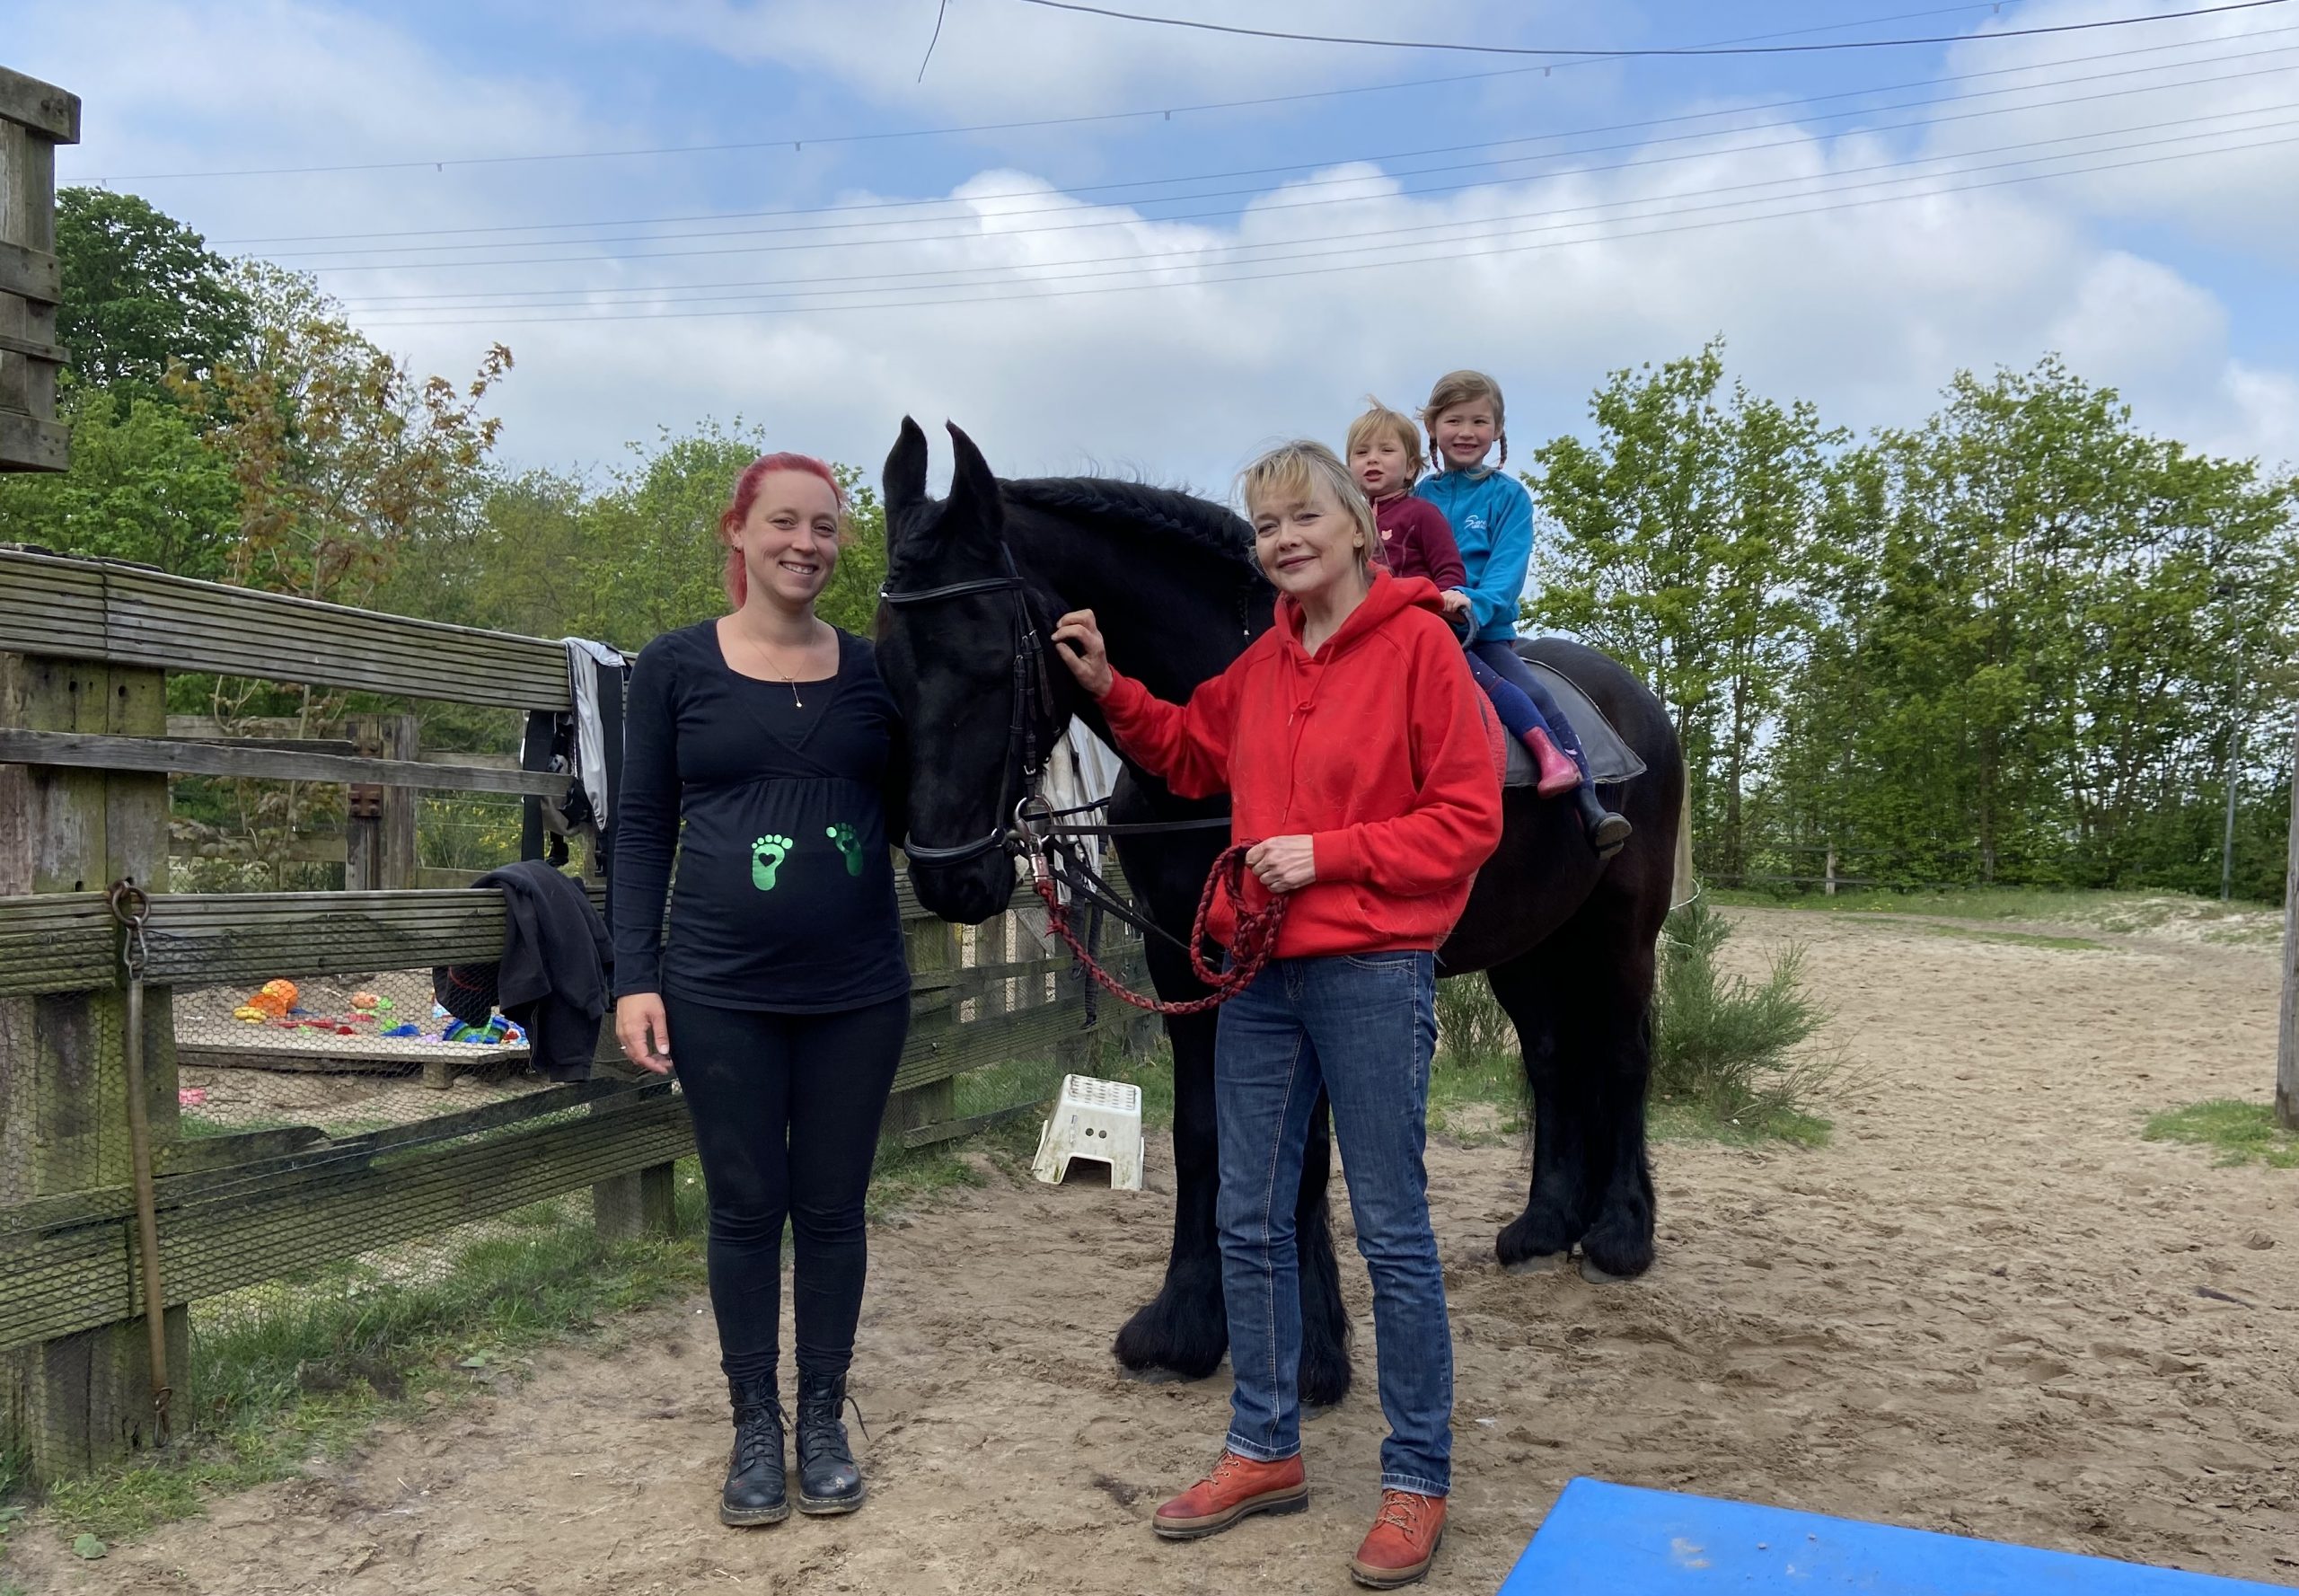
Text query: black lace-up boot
721 1372 789 1526
794 1367 867 1514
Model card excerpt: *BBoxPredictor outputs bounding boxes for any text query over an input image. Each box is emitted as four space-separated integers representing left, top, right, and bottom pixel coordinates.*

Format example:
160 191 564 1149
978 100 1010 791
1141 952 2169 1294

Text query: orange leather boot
1151 1451 1309 1540
1349 1489 1447 1588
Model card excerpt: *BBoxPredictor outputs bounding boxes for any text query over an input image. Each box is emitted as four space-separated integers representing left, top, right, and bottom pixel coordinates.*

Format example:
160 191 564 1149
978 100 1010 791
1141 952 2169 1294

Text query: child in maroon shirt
1345 401 1580 798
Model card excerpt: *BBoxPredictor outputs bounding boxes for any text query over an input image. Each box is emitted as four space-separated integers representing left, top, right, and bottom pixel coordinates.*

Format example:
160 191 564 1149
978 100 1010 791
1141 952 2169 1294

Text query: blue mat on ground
1497 1479 2288 1593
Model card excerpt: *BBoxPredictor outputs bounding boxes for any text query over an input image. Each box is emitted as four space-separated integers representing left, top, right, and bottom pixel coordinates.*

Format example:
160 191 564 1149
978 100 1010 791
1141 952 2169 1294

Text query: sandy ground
11 907 2299 1594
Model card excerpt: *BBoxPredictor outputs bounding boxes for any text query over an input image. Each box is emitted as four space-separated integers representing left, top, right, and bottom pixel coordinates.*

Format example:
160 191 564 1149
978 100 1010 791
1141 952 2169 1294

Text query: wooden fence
0 548 1151 1483
0 66 75 474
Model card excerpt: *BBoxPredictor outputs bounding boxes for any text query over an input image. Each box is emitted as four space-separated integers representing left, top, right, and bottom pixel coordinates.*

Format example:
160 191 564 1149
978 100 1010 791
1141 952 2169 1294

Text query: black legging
665 992 909 1382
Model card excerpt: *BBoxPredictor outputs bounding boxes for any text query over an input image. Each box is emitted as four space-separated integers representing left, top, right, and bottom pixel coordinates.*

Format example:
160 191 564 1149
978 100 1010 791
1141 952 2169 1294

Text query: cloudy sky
15 0 2299 492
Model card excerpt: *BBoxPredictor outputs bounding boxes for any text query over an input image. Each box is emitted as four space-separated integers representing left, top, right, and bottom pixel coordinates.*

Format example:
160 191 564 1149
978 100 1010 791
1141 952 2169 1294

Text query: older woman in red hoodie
1053 440 1503 1591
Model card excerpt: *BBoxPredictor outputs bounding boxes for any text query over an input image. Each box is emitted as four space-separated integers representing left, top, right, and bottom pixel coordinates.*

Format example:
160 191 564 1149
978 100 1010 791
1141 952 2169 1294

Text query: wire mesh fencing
1 860 1156 1500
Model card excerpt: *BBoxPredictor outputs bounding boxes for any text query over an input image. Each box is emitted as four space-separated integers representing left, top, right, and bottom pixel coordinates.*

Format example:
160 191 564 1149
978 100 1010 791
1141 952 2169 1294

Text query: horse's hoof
1579 1257 1630 1284
1504 1252 1570 1276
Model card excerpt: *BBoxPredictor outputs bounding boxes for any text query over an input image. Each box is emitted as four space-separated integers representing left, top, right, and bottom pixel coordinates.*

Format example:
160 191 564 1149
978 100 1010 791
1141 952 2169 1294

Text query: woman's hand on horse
614 993 674 1074
1052 609 1114 699
1246 834 1317 893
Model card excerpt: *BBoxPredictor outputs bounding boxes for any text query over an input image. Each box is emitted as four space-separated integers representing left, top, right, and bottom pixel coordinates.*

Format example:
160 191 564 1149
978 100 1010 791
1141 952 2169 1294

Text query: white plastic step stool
1032 1074 1145 1192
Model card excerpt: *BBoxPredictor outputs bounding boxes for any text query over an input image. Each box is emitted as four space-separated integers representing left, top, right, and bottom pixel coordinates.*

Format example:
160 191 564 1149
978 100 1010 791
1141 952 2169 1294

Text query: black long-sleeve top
610 621 910 1012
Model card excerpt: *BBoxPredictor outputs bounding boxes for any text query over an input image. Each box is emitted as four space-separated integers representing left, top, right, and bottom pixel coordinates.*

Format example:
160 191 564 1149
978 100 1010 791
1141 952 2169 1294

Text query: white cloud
1933 0 2299 246
16 0 2297 498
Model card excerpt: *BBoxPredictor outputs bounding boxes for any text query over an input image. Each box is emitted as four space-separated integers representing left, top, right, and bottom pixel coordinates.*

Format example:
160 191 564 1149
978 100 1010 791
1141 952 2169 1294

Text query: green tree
53 188 251 401
384 423 887 653
1769 357 2298 890
0 388 239 578
1528 340 1839 879
184 263 512 610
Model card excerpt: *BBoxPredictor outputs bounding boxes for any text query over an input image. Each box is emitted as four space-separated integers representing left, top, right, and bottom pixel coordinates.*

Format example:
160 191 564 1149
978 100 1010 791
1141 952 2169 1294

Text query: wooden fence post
344 712 418 892
882 910 958 1149
0 68 77 474
0 652 184 1481
2277 723 2297 1133
593 1088 677 1243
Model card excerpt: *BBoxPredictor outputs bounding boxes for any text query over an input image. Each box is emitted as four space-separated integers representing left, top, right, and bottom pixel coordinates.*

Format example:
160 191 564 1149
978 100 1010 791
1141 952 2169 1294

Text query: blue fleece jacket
1415 467 1533 645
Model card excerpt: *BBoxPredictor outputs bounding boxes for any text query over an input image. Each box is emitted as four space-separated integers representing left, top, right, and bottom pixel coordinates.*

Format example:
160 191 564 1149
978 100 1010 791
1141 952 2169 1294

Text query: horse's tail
1669 755 1697 910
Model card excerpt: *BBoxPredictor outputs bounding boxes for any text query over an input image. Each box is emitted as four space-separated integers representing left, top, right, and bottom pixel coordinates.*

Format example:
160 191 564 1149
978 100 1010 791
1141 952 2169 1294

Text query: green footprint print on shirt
751 834 792 891
826 823 865 877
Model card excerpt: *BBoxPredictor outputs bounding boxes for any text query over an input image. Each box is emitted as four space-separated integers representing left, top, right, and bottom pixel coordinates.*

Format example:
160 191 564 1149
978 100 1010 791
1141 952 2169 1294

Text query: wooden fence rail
0 550 1152 1483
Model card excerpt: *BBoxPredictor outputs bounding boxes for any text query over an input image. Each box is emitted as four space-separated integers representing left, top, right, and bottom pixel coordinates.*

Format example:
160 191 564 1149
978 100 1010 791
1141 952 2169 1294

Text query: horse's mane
1001 476 1256 574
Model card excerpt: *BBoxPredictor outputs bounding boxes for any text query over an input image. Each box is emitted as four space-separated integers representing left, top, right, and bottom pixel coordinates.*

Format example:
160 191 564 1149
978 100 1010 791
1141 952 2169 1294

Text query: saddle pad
1500 1478 2286 1593
1498 650 1646 789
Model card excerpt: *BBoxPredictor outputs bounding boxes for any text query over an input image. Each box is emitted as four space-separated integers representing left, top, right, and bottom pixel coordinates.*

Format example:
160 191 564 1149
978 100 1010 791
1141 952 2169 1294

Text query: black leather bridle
878 546 1059 869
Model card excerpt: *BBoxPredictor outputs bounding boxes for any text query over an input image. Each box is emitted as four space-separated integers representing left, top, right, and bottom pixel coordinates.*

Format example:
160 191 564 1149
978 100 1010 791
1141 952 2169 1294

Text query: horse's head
876 418 1070 924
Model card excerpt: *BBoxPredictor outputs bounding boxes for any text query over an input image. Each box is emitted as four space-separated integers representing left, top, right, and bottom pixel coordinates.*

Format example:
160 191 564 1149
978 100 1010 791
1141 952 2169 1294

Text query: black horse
874 420 1686 1406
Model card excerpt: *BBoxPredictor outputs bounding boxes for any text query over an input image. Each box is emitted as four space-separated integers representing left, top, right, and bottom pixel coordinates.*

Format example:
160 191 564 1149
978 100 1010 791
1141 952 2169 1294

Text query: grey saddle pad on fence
1499 650 1648 789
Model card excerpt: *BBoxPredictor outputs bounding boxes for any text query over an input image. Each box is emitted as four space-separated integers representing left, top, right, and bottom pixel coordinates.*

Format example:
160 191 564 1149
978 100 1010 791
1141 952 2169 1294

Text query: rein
1032 843 1286 1017
880 557 1280 1012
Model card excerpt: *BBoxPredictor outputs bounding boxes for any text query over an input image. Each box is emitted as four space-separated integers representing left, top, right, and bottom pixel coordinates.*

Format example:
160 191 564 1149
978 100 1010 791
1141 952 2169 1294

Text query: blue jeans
1214 951 1452 1496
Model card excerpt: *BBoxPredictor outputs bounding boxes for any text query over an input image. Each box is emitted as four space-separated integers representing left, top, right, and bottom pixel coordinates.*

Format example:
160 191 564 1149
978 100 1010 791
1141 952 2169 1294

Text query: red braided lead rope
1033 842 1288 1016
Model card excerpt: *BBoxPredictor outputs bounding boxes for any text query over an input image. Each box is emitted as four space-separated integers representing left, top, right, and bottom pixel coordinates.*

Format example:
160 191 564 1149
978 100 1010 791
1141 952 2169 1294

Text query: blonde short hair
1421 368 1509 471
1238 439 1376 578
1343 399 1425 483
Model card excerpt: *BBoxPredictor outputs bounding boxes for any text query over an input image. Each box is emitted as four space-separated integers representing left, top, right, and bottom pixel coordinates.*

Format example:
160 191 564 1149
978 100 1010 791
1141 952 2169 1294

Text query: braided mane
1000 477 1256 574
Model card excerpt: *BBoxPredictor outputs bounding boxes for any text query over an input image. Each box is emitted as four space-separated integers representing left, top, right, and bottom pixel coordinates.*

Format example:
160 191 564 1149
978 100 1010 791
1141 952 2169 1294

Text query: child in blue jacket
1415 369 1630 858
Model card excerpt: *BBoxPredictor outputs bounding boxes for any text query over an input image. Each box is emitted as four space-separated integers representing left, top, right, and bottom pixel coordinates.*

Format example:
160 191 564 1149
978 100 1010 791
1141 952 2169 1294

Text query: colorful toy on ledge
232 978 300 1023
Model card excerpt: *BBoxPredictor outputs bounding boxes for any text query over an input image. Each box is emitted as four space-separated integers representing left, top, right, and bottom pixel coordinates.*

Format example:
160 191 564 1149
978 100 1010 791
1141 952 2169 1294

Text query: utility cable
1012 0 2284 59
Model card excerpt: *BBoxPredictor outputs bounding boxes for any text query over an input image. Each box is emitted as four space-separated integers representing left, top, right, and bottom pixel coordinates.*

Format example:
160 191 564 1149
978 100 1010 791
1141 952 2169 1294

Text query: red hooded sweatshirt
1098 571 1506 959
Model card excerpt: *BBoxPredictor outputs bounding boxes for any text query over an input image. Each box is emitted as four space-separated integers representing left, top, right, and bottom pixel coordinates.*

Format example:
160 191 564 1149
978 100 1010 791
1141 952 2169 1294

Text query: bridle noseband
879 546 1060 869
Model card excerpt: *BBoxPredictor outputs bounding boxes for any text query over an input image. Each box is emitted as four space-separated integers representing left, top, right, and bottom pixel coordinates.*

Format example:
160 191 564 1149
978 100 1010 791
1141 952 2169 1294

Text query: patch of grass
1650 1098 1833 1148
1429 974 1524 1143
36 1178 712 1544
1652 899 1839 1143
1428 975 1525 1144
1710 884 2279 944
865 1143 989 1221
181 1111 397 1141
180 1112 300 1139
1907 923 2104 952
2142 1100 2299 1169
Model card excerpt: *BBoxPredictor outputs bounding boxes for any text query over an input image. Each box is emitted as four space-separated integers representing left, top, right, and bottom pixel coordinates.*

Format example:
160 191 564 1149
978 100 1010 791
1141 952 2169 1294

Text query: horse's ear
944 421 1004 542
884 416 929 522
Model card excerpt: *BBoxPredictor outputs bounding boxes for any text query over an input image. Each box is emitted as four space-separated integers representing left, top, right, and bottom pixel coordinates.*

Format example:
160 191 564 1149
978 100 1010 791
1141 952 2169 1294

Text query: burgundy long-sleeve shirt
1371 494 1467 590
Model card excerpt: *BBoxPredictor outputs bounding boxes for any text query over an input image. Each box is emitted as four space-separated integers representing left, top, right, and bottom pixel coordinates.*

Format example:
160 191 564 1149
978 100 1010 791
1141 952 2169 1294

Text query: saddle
1500 649 1646 790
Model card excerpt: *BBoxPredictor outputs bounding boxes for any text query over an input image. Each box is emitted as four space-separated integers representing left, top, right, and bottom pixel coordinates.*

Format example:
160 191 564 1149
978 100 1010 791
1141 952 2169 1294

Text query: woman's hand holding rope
1246 835 1317 893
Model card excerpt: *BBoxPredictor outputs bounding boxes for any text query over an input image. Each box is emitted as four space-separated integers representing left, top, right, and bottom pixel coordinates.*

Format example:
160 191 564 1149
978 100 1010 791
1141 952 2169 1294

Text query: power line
216 23 2290 252
337 75 2299 307
917 0 951 84
344 104 2299 316
1013 0 2286 58
313 54 2299 283
98 1 2027 183
348 126 2299 327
